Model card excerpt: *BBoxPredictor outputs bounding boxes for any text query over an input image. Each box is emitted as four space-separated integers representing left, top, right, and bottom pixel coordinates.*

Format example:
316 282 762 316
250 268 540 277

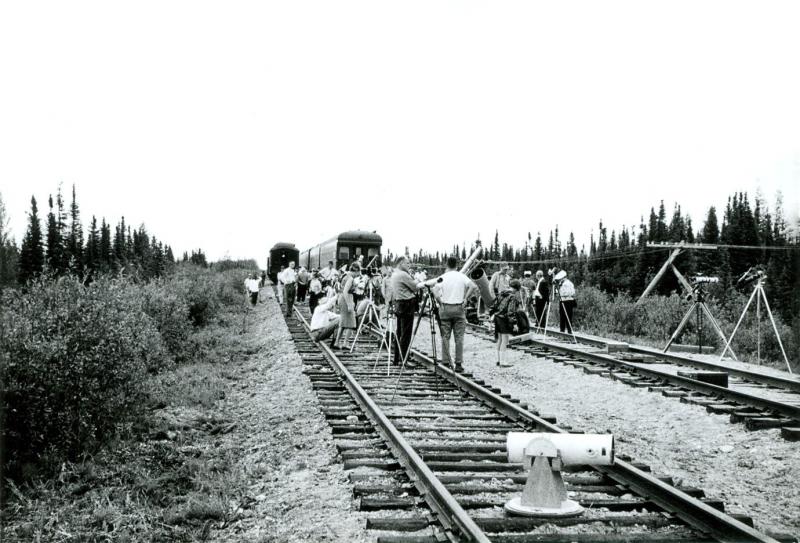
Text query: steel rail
467 324 800 420
404 347 780 543
517 326 800 393
292 308 490 543
521 337 800 422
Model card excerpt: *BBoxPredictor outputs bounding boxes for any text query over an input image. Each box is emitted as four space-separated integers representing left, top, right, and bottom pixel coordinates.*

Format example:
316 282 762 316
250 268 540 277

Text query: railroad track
280 301 789 543
465 322 800 441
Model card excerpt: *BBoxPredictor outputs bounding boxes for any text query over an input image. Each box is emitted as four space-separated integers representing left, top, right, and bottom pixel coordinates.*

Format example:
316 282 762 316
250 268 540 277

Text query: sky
1 1 798 268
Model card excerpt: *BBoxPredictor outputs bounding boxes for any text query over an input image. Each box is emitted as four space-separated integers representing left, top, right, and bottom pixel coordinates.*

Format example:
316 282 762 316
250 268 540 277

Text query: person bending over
310 296 340 344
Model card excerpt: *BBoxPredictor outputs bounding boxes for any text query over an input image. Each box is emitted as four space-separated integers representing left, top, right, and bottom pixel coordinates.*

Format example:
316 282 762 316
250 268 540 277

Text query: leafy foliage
1 276 166 476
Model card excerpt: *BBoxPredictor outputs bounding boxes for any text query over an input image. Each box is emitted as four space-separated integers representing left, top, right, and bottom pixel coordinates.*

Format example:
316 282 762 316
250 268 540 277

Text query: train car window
338 246 350 261
367 247 379 257
354 247 362 257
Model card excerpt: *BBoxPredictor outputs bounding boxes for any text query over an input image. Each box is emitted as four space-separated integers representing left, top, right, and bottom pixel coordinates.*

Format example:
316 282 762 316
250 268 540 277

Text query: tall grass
574 286 799 371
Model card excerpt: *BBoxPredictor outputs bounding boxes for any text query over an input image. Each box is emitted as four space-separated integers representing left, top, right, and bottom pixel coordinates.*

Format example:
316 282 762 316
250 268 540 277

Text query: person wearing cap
521 270 535 317
432 256 477 373
309 296 340 343
308 269 323 316
533 270 550 328
558 272 577 333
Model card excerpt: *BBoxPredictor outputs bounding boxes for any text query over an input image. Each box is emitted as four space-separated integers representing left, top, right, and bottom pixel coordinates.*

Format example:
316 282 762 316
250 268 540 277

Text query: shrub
0 276 165 475
141 280 192 366
574 285 798 371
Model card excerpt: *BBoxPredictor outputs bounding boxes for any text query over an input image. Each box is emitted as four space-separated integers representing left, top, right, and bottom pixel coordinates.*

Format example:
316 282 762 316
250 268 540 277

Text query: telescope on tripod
663 275 734 356
721 268 792 373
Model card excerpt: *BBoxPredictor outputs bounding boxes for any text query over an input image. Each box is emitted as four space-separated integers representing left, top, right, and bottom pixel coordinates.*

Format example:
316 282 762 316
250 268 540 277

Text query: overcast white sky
1 1 798 268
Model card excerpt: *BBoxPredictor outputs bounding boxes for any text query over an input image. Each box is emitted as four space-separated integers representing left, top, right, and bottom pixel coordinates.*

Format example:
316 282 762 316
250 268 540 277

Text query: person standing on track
558 272 577 333
390 256 419 365
433 256 477 373
521 270 535 317
280 261 297 317
490 265 511 297
533 270 550 328
308 269 323 316
296 266 309 303
333 262 360 349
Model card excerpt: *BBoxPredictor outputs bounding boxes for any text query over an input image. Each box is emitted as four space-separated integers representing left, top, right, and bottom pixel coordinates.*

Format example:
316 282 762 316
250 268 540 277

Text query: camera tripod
391 286 464 401
663 284 735 357
372 304 402 376
720 275 792 373
350 278 383 352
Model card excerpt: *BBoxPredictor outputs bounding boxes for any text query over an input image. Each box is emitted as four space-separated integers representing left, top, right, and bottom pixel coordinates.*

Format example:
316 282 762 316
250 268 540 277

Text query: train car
267 242 299 282
301 230 382 271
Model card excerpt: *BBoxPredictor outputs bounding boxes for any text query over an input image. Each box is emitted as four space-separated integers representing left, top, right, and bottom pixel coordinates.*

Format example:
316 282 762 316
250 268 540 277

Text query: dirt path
414 321 800 537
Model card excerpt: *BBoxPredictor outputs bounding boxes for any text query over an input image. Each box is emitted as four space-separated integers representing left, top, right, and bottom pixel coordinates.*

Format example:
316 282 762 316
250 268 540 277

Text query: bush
574 285 799 371
141 280 192 366
0 276 166 475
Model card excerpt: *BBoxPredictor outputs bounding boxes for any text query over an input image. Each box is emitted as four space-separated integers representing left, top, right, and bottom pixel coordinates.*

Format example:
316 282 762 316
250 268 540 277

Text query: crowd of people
257 256 579 372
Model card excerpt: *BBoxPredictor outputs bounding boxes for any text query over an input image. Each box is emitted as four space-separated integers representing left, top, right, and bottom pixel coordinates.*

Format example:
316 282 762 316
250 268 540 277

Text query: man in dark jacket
533 270 550 328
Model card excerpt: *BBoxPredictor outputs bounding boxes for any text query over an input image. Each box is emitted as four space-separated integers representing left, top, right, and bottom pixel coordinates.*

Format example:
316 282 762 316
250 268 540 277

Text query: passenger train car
302 230 382 271
267 242 299 282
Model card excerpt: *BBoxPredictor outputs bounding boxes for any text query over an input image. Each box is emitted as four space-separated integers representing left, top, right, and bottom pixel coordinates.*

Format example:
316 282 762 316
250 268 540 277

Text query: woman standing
333 262 360 349
492 279 522 367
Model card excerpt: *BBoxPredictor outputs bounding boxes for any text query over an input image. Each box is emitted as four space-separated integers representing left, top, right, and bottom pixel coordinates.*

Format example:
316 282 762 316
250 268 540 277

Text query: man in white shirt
310 296 340 343
433 256 477 372
308 270 323 316
279 261 297 317
557 272 577 333
276 266 285 304
244 273 260 306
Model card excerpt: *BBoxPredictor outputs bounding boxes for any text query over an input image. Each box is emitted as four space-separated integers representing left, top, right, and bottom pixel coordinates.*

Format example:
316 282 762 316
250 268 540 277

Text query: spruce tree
100 218 113 272
18 196 45 284
67 184 84 276
45 194 65 275
0 192 19 288
85 215 100 273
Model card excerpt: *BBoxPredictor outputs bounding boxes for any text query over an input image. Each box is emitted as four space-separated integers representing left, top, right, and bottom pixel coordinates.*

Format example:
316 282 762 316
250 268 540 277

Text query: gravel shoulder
415 321 800 537
220 287 370 542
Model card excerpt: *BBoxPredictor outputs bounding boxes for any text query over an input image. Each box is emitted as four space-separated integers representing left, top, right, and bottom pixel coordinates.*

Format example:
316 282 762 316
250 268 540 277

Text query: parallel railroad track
280 300 789 543
465 323 800 441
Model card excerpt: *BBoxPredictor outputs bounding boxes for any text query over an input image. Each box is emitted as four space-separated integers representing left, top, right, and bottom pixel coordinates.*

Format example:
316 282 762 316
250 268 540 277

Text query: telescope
737 267 766 287
505 432 614 517
692 276 719 285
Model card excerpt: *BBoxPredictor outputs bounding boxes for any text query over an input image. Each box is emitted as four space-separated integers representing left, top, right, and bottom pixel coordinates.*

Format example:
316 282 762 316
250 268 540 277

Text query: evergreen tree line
402 190 799 324
6 184 179 287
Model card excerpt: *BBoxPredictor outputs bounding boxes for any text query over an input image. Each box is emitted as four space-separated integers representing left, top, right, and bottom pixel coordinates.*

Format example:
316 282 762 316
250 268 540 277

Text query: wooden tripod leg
663 303 697 353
